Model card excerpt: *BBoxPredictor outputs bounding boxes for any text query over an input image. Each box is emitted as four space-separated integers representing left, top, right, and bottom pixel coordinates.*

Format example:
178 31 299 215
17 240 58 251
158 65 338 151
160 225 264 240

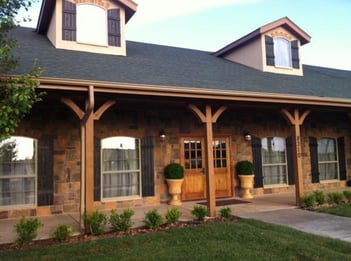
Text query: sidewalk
1 191 351 245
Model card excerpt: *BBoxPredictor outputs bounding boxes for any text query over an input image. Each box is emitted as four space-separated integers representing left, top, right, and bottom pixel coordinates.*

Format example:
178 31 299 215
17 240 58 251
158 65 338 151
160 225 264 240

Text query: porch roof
12 27 351 102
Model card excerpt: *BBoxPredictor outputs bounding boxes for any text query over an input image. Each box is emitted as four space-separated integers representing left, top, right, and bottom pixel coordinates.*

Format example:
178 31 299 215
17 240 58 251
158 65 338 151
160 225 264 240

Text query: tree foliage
0 0 43 140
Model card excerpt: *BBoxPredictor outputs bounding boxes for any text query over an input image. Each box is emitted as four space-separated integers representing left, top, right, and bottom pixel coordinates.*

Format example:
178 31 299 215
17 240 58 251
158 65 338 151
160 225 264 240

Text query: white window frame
0 136 37 208
101 136 141 201
273 37 292 68
76 4 108 46
318 138 339 181
261 137 288 186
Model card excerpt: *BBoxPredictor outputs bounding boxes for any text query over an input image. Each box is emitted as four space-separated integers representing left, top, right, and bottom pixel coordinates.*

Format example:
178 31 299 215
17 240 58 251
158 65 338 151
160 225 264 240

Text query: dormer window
265 35 300 69
62 0 121 47
273 37 292 68
77 4 107 46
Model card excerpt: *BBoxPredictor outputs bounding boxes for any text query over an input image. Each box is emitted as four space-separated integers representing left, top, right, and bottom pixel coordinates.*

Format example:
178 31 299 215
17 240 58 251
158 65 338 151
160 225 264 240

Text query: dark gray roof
11 27 351 99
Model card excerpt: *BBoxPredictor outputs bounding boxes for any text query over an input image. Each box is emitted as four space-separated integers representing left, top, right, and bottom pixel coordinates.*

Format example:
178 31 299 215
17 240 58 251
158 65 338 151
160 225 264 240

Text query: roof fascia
37 77 351 108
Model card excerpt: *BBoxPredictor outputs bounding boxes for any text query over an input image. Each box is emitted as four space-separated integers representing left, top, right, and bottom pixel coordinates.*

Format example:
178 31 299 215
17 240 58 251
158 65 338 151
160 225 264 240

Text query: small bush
313 190 326 205
219 207 232 218
192 205 207 221
109 209 135 232
343 190 351 202
14 216 43 247
143 209 164 229
165 208 182 224
52 224 74 242
327 192 345 205
83 210 107 235
302 194 316 208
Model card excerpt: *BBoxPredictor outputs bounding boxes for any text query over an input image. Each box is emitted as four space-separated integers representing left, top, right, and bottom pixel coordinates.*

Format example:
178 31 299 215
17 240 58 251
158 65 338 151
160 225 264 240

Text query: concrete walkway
1 191 351 245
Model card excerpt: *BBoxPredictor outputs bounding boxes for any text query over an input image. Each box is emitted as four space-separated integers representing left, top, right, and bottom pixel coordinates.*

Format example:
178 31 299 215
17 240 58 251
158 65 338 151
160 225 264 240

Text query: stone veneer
1 97 350 219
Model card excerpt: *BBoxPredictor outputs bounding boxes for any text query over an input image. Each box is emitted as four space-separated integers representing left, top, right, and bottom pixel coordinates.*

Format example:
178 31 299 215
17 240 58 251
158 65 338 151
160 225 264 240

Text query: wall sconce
244 132 252 141
159 130 166 141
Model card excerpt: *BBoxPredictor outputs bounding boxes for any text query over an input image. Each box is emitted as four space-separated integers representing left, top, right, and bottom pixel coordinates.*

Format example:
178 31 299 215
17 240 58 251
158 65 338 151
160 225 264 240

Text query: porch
0 192 296 245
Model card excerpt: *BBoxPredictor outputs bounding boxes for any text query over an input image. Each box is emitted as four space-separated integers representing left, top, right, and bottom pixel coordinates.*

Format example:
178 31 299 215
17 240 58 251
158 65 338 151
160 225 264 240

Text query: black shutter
108 9 121 47
252 136 263 188
337 137 347 180
265 35 275 66
309 137 319 183
62 0 76 41
286 137 295 185
37 136 54 206
291 40 300 69
141 136 155 197
94 138 101 201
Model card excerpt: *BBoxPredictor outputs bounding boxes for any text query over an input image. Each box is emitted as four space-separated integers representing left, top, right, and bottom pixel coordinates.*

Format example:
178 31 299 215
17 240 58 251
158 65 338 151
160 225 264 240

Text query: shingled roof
11 27 351 100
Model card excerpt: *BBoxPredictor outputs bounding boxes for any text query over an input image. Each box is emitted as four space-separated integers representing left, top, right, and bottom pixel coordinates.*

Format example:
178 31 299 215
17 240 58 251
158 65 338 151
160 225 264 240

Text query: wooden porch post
61 86 115 229
189 104 227 217
281 108 310 206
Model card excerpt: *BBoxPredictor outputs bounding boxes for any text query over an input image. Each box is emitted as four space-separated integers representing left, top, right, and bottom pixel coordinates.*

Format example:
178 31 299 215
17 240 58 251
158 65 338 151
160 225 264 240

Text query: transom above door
180 137 232 201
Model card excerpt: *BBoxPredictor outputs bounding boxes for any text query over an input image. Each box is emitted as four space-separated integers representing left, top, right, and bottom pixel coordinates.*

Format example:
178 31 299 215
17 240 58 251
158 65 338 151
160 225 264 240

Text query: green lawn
316 203 351 218
1 219 350 261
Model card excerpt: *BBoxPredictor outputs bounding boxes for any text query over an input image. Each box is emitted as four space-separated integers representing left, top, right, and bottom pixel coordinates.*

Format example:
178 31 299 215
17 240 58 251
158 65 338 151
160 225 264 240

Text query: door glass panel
184 140 202 169
213 139 227 168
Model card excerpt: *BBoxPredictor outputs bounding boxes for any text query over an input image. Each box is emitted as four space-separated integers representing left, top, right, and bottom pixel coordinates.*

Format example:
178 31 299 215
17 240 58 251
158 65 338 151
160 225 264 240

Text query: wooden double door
180 137 232 201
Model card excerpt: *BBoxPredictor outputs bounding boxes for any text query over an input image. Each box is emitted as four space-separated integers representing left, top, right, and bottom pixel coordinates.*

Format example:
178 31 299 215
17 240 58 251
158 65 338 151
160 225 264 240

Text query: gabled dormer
36 0 137 56
214 17 311 76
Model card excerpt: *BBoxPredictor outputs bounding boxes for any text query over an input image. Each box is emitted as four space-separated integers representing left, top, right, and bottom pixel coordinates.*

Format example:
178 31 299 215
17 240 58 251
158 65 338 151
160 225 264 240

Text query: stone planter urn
236 160 254 199
164 163 185 206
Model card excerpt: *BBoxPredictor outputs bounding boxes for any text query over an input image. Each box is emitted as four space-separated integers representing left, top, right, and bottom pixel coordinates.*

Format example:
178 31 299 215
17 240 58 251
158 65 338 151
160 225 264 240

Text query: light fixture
244 132 252 141
159 130 166 141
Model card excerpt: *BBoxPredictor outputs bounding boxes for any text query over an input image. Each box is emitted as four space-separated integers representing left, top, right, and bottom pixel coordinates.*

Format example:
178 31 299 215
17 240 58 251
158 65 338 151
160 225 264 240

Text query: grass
316 203 351 218
1 219 351 261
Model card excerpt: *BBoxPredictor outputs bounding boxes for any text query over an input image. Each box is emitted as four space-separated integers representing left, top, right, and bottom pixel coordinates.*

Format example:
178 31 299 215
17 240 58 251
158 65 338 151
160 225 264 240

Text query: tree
0 0 43 141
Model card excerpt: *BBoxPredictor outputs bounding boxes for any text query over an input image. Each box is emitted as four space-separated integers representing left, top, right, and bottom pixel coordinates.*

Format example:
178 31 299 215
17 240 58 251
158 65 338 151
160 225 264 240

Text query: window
184 140 202 169
101 137 141 199
77 4 108 46
0 137 37 207
318 138 338 180
261 137 287 185
273 37 292 68
265 35 299 69
213 139 226 168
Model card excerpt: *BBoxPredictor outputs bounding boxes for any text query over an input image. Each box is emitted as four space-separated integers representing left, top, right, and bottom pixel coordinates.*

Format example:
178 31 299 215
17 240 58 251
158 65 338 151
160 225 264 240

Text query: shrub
236 160 254 175
313 190 326 205
83 210 107 235
109 209 135 232
14 216 43 247
302 194 316 208
165 208 182 224
192 205 207 221
343 190 351 202
219 207 232 218
143 209 164 229
327 192 345 205
164 163 184 179
52 224 74 242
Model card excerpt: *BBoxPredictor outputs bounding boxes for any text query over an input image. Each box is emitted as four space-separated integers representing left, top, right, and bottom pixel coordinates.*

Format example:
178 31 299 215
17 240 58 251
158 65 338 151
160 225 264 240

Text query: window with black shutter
265 35 275 66
286 137 295 185
141 136 155 197
108 9 121 47
252 136 263 188
62 0 76 41
291 40 300 69
38 136 54 206
309 137 319 183
337 137 347 180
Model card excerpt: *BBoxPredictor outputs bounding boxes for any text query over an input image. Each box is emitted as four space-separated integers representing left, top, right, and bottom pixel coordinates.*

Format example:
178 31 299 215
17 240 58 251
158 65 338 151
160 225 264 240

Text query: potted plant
164 163 184 206
236 160 254 199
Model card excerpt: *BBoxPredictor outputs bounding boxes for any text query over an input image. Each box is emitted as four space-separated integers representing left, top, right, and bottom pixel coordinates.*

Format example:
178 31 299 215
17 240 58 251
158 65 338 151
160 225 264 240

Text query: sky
18 0 351 71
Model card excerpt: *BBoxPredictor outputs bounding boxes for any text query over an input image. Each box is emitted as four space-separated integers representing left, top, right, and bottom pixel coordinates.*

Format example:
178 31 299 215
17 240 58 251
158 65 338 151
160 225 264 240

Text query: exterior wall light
244 132 252 141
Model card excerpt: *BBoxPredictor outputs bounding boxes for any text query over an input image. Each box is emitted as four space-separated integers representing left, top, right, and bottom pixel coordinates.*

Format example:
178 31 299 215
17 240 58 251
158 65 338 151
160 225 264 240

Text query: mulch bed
0 216 239 252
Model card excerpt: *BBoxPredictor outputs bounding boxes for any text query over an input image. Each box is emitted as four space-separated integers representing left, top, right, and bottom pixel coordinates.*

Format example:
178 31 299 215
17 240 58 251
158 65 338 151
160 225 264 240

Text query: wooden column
281 108 310 206
61 86 115 229
189 104 227 217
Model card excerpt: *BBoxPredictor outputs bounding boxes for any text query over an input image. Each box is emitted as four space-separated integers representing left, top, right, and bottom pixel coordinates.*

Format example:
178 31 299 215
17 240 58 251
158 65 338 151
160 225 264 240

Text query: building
1 0 351 220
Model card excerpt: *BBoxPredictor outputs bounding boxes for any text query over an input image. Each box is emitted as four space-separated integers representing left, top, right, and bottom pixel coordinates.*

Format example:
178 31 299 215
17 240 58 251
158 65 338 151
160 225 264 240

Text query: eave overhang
37 77 351 109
